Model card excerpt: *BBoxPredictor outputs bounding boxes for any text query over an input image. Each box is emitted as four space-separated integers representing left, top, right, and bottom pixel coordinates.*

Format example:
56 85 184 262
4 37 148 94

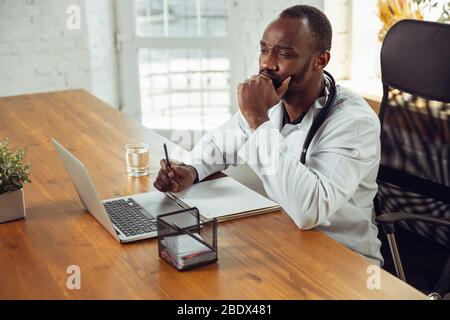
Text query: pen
163 142 171 169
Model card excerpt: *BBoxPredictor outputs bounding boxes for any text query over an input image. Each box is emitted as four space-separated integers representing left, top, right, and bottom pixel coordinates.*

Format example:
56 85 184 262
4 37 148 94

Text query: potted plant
0 139 31 223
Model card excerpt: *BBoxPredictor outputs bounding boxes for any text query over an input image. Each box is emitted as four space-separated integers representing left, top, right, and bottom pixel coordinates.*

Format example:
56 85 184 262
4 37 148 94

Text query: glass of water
125 143 150 177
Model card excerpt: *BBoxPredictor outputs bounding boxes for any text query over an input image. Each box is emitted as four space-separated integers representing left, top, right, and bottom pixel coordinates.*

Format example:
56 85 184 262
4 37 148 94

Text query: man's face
259 18 314 95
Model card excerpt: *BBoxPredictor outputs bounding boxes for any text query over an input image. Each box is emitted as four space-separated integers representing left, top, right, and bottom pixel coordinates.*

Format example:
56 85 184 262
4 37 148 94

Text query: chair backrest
376 19 450 248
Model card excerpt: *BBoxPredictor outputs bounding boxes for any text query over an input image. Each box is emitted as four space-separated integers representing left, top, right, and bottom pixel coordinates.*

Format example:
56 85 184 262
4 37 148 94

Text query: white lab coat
186 80 383 265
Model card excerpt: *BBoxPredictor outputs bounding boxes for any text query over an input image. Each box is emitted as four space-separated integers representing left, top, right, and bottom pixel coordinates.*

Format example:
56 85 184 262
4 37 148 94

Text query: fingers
238 75 265 93
155 160 176 191
160 158 183 170
276 76 291 98
170 165 193 188
241 74 265 85
169 164 182 177
161 159 193 179
155 159 193 192
170 180 179 192
257 73 275 87
237 75 275 101
258 73 271 81
247 74 270 83
237 82 243 93
153 170 179 192
153 170 170 191
160 159 174 177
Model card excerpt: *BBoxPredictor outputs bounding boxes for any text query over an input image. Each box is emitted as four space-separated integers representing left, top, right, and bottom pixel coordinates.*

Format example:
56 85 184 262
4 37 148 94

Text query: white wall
0 0 119 107
0 0 327 109
85 0 119 107
233 0 352 84
324 0 351 80
349 0 381 81
236 0 324 80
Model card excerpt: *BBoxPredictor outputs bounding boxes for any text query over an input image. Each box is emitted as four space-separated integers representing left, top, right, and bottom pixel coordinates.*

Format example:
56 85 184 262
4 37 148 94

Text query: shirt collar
313 75 332 110
278 75 332 127
281 103 306 125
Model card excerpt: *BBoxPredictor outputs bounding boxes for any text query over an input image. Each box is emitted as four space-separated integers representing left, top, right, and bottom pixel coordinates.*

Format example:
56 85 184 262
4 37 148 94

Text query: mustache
259 70 283 89
258 70 296 90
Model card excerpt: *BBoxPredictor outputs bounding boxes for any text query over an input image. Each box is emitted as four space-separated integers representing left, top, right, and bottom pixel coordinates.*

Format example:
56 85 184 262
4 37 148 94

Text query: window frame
115 0 243 127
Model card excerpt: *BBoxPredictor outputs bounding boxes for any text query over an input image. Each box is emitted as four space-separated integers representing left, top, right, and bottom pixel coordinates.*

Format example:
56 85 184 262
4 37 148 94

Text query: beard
283 58 311 98
259 57 311 97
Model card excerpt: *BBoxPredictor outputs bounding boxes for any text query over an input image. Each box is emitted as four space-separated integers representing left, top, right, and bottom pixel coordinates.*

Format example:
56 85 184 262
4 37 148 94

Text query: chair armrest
376 212 450 234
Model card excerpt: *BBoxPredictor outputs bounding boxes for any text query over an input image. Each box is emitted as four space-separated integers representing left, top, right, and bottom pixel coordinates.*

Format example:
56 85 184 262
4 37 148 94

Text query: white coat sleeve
185 110 252 181
237 114 381 230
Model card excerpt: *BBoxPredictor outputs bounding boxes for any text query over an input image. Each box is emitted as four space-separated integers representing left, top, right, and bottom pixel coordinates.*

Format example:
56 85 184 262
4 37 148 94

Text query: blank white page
174 177 279 219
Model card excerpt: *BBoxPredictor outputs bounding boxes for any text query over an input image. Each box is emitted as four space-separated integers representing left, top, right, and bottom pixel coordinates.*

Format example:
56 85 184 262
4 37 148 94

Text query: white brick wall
85 0 119 107
324 0 351 79
0 0 346 110
236 0 324 78
0 0 118 107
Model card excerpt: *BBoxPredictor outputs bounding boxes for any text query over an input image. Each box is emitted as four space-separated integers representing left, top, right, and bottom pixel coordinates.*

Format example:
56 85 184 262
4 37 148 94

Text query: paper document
174 177 279 220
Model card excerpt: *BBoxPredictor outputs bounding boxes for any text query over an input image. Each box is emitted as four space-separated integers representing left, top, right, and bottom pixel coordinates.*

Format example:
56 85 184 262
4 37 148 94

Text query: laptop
51 138 190 243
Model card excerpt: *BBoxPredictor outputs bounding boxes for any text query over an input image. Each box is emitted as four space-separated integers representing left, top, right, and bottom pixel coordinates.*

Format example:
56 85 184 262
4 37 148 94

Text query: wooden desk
0 90 425 299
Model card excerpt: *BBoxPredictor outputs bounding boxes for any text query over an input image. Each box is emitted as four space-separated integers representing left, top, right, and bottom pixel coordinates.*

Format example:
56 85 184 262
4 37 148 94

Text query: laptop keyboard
103 198 157 237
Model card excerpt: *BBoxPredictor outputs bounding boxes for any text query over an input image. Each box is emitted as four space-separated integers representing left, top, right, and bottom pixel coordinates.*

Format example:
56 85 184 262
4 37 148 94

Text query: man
153 5 383 265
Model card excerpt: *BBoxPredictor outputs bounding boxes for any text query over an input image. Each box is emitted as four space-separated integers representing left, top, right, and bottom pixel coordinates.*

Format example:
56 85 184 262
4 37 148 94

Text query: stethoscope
299 70 337 164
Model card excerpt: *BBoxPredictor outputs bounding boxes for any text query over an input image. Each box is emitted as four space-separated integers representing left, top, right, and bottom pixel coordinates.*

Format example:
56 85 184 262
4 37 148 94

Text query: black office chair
374 19 450 300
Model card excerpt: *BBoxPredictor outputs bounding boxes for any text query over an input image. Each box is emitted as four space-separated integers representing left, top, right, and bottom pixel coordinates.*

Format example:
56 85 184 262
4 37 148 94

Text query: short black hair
279 5 332 52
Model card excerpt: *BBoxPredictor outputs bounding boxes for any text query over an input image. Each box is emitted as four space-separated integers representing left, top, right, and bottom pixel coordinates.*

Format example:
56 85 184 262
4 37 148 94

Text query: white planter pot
0 188 26 223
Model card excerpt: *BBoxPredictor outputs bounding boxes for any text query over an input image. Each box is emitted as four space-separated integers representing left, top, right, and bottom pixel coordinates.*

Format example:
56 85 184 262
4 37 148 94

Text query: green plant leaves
0 138 31 195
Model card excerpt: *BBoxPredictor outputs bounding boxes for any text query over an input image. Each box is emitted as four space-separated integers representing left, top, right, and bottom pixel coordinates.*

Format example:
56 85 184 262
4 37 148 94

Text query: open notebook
165 176 280 221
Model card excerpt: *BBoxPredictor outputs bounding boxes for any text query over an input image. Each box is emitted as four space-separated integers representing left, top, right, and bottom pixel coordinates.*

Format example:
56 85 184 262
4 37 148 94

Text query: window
138 48 230 129
131 0 232 131
135 0 228 37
